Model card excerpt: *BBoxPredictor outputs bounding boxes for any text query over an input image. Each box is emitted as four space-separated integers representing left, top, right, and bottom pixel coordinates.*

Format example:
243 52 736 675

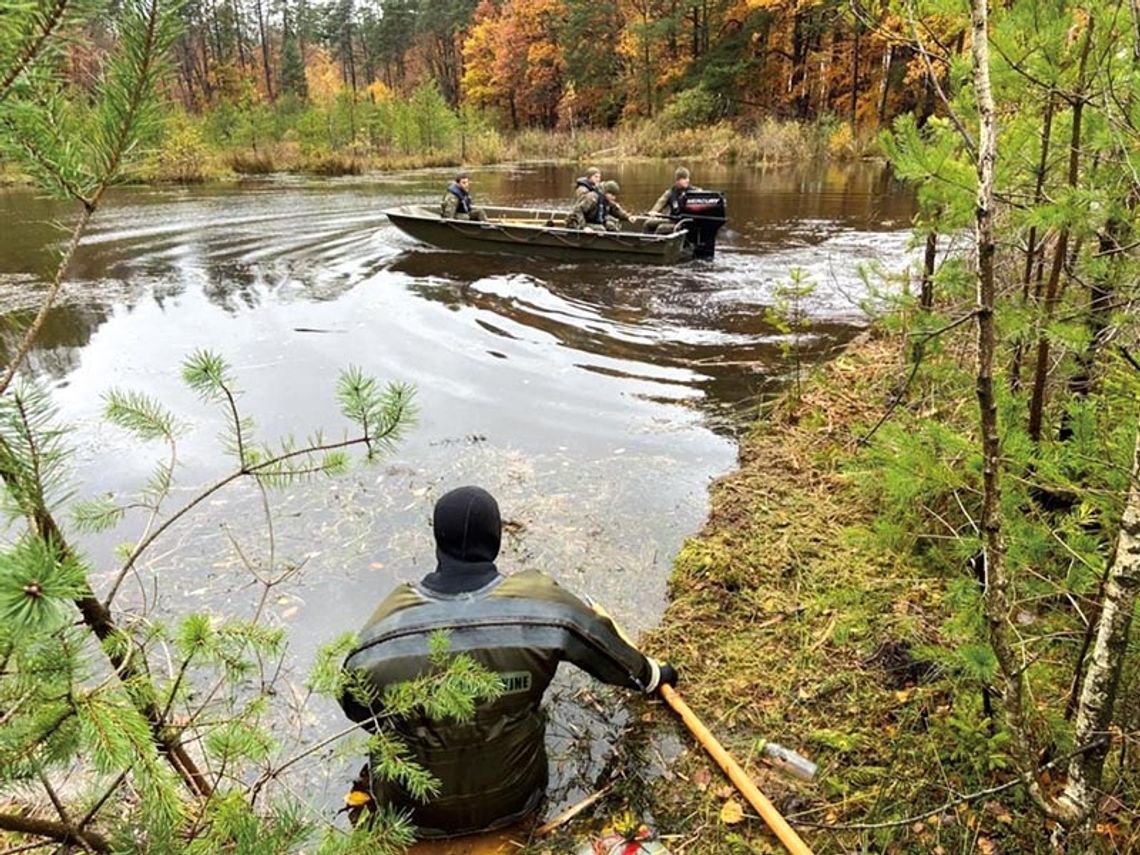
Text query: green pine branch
0 0 75 103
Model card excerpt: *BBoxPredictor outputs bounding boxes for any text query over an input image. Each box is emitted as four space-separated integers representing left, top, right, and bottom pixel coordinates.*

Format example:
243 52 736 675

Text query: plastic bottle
759 740 818 781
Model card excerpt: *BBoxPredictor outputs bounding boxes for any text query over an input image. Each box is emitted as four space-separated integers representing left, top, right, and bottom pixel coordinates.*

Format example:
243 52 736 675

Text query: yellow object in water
344 790 372 808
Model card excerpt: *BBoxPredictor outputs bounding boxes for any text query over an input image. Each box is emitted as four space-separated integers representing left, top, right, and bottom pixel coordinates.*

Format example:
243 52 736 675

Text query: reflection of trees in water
0 302 110 380
199 260 365 312
203 262 263 313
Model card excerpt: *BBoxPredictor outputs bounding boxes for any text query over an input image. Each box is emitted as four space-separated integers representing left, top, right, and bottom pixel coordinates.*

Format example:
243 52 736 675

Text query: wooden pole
659 684 813 855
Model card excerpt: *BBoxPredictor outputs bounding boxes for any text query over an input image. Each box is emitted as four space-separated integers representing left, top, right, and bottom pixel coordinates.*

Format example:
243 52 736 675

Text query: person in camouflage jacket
565 180 633 232
440 172 487 221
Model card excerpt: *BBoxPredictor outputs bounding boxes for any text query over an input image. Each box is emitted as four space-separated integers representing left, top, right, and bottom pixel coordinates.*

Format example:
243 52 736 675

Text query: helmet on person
602 180 620 195
433 486 501 562
674 166 690 180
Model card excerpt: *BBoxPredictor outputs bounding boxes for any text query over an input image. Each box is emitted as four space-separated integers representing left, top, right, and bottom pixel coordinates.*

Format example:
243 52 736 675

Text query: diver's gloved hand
646 657 680 693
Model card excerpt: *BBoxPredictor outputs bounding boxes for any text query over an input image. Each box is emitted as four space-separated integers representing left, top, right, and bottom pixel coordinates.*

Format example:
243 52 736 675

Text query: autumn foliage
165 0 951 137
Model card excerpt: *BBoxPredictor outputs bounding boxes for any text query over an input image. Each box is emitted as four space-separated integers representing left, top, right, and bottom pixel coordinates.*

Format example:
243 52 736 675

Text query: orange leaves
460 0 566 126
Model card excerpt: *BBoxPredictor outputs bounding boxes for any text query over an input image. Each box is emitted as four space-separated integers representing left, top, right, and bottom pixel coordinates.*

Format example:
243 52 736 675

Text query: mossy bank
643 330 1135 854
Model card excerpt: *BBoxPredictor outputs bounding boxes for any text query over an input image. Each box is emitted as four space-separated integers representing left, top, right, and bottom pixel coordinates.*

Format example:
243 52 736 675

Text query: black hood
420 486 502 594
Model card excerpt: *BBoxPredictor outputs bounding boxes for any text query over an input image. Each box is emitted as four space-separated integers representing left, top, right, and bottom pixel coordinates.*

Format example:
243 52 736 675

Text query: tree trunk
254 0 273 100
920 230 937 311
969 0 1064 823
850 20 860 130
877 45 894 125
231 0 247 69
208 0 224 65
1026 18 1093 441
0 811 110 853
1009 95 1055 392
1059 430 1140 821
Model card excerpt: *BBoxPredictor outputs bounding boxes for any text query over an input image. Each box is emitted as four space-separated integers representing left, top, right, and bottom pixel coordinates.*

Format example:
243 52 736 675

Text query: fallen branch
535 784 614 836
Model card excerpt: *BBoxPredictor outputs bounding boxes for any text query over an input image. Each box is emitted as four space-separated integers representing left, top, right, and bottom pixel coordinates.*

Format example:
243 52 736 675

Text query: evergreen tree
867 0 1140 838
278 6 308 99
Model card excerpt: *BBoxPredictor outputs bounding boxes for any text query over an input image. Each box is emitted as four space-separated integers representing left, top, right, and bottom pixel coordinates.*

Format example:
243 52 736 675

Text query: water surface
0 161 914 813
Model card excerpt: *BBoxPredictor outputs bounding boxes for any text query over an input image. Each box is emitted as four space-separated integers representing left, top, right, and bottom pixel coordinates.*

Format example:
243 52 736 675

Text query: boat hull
385 205 690 265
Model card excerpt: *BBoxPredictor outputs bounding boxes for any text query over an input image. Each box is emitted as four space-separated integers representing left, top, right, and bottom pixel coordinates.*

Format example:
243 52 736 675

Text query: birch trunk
1059 432 1140 820
969 0 1065 822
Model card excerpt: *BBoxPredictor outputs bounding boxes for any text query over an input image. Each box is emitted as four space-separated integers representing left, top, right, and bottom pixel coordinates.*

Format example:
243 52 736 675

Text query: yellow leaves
365 81 393 104
720 798 745 825
460 0 564 119
305 48 343 105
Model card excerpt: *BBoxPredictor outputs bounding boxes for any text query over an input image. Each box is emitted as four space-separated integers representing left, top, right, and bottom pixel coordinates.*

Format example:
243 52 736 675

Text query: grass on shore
123 114 877 184
638 330 1132 855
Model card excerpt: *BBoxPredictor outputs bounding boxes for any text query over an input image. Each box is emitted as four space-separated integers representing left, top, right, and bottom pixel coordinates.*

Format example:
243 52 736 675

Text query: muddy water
0 161 913 817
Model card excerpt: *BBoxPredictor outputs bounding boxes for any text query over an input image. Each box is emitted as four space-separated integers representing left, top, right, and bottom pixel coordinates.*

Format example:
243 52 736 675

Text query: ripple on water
0 164 914 813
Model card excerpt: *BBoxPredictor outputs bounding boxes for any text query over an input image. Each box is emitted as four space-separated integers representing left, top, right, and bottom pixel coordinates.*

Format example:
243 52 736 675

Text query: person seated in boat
573 166 603 198
645 166 700 234
440 172 487 222
566 180 633 232
338 485 678 839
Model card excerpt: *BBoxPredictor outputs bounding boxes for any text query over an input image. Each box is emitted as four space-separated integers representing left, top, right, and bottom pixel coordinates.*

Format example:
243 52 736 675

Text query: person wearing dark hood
440 172 487 222
338 486 678 838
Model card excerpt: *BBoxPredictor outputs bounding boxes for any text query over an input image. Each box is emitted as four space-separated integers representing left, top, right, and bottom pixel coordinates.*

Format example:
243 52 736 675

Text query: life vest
575 178 607 223
446 182 473 214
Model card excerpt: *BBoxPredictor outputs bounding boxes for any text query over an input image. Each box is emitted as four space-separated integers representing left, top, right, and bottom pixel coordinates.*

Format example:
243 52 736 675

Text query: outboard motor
675 191 727 259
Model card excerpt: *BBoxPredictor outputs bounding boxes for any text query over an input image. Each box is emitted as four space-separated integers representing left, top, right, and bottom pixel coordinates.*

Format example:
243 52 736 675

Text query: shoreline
0 118 882 188
643 330 1056 854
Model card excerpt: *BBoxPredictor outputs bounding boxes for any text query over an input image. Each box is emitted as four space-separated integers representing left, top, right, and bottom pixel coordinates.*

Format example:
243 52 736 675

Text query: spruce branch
104 366 414 609
0 430 213 797
88 0 184 205
103 389 185 442
247 720 364 807
0 111 91 204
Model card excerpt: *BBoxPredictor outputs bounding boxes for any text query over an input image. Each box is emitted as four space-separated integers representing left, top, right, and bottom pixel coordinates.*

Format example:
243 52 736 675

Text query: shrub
657 84 729 132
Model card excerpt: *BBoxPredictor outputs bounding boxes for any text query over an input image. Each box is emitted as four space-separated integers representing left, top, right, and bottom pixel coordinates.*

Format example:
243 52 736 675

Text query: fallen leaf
282 606 299 619
369 562 385 570
977 836 996 854
694 768 712 792
720 798 745 825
